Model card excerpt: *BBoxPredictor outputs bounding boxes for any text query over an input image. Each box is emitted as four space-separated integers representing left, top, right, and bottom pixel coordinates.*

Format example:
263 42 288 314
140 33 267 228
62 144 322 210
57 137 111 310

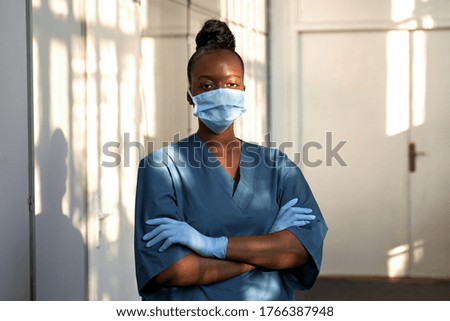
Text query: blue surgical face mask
189 88 246 134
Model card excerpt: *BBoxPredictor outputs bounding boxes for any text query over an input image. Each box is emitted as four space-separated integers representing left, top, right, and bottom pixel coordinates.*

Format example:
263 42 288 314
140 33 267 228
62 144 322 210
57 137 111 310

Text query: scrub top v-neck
134 134 328 300
195 135 255 212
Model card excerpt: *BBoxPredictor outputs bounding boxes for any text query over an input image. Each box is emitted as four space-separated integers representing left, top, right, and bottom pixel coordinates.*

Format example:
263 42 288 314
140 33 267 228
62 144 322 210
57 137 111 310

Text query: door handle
94 195 111 248
409 142 426 172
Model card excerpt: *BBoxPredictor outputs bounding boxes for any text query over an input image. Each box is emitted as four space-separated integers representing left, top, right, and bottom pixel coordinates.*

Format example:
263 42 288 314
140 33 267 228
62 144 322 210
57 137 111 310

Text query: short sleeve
134 151 191 297
276 151 328 290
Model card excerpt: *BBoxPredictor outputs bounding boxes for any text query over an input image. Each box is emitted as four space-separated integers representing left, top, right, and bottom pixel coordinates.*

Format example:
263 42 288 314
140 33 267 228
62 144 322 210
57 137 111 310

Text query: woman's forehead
192 50 243 76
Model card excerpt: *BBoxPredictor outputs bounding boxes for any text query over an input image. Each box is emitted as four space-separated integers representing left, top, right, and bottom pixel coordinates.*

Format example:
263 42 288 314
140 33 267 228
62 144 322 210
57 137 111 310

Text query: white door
299 31 410 276
409 29 450 277
298 29 450 278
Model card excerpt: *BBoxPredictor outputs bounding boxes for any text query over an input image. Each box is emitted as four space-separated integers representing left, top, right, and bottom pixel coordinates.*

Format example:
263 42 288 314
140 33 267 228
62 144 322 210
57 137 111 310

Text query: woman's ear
187 89 194 105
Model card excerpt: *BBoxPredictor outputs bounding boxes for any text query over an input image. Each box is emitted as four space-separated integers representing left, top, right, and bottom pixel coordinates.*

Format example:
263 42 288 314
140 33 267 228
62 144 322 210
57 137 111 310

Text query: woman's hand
270 198 316 233
144 218 228 259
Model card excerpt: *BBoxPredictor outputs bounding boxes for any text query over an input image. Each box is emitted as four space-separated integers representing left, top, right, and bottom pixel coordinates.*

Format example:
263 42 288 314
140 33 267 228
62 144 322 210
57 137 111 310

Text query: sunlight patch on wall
119 0 137 34
102 292 111 301
49 0 69 18
121 53 140 225
387 240 425 277
99 38 120 243
85 0 97 25
71 33 87 235
140 38 157 137
72 0 84 21
50 39 69 133
391 0 415 23
387 243 409 277
33 0 42 9
99 38 119 151
421 15 435 29
72 207 83 235
33 36 42 215
412 31 427 127
99 0 117 28
34 167 42 216
120 54 137 135
86 34 99 195
100 39 118 81
139 0 149 30
413 239 425 264
385 31 410 137
49 39 71 217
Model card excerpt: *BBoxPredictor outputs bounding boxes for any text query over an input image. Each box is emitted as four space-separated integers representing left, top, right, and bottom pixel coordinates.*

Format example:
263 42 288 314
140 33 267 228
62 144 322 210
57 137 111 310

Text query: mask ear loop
187 88 193 99
188 88 198 115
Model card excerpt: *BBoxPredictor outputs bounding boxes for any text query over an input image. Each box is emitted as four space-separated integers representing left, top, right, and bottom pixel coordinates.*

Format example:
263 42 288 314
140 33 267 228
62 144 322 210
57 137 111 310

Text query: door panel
409 30 450 277
299 29 450 278
299 31 410 276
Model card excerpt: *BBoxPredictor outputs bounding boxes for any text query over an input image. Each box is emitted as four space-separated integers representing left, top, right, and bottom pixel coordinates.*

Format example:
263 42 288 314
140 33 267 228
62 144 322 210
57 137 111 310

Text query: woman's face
189 50 245 98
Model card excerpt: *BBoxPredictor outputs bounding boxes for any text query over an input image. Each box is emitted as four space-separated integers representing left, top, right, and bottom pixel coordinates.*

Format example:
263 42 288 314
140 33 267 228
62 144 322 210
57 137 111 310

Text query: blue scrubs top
134 133 327 300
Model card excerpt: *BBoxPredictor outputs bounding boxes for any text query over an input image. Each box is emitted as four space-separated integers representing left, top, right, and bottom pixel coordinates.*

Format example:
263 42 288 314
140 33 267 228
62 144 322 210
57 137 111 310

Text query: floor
296 277 450 301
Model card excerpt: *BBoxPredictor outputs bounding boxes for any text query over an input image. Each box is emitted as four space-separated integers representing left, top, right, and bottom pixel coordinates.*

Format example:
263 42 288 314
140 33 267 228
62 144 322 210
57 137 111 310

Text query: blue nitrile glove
270 198 316 233
143 217 228 259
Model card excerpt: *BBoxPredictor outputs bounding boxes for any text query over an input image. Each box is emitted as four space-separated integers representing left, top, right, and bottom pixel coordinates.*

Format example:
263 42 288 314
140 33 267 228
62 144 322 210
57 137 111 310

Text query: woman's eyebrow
196 75 214 80
226 74 242 79
196 74 242 80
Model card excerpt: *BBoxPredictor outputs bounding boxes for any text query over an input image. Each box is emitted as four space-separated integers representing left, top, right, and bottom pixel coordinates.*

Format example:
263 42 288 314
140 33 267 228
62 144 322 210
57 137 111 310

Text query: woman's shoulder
242 140 287 158
139 148 168 169
139 135 197 167
241 140 290 169
243 140 301 177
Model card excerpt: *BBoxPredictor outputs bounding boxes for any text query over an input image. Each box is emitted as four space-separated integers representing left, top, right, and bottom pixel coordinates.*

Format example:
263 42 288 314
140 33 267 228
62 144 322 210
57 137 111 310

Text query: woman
135 19 327 300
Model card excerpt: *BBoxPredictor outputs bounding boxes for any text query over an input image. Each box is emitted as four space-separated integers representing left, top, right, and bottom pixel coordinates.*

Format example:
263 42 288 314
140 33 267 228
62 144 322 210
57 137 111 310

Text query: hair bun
195 19 236 51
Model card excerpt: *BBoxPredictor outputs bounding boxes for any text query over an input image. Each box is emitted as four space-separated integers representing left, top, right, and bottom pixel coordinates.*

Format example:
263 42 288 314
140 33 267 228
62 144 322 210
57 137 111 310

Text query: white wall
0 0 32 300
33 0 143 300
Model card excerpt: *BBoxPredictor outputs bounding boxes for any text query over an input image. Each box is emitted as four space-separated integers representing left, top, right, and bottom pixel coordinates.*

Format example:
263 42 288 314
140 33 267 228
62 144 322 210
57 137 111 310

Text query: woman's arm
152 253 255 287
150 230 307 288
226 230 309 269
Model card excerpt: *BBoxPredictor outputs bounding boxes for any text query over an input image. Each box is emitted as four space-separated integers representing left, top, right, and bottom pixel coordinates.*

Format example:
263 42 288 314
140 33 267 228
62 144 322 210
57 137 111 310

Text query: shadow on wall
33 0 88 300
35 129 85 300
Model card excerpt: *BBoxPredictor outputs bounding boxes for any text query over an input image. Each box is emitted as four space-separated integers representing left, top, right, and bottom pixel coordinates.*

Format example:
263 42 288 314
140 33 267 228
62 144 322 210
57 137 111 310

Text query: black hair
187 19 244 82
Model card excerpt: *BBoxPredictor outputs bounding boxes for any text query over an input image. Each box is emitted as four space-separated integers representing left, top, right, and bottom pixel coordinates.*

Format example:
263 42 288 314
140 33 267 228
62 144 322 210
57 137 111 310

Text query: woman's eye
201 84 213 89
228 83 238 88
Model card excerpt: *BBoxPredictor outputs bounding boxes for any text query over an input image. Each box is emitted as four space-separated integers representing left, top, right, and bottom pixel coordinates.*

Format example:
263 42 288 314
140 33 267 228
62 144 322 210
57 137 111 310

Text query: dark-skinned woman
134 19 327 301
